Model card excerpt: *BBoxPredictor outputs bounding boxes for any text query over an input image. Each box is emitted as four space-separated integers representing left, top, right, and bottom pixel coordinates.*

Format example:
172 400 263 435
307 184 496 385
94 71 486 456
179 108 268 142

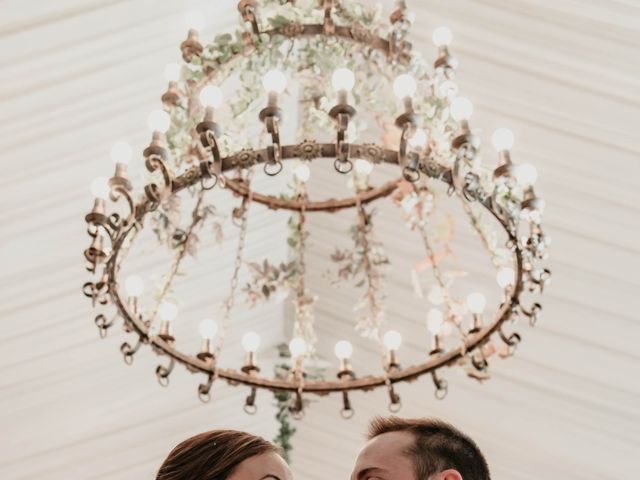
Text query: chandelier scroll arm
120 337 142 365
94 313 115 338
156 357 175 387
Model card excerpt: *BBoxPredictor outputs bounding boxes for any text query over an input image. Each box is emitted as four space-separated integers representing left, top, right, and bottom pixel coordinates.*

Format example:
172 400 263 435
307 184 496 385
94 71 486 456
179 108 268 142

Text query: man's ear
430 469 463 480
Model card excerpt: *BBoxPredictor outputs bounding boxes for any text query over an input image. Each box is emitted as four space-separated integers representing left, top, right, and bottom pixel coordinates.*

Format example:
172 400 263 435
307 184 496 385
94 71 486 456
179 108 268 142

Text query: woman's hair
156 429 279 480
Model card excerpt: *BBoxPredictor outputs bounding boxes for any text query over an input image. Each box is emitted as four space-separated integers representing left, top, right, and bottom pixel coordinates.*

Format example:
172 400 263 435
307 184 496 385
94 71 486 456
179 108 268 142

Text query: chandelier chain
149 189 206 325
355 195 385 347
214 168 254 364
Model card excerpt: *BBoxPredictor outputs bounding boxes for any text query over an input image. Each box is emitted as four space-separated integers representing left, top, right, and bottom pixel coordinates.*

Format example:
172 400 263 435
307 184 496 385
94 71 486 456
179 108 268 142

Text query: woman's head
156 429 292 480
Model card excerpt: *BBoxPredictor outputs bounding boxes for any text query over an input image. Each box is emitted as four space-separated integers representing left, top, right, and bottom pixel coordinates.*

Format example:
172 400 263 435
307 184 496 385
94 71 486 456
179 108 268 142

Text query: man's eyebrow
356 466 386 480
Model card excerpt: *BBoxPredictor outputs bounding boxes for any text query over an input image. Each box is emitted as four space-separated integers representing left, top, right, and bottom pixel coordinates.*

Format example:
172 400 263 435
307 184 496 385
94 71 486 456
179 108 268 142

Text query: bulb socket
161 81 180 108
430 334 443 355
469 313 482 334
109 164 133 191
493 152 514 179
158 320 174 342
386 350 400 371
181 29 204 62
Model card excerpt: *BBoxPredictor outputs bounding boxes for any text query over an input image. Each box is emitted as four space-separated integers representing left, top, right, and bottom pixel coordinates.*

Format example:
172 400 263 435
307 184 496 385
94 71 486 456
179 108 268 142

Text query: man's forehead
359 430 416 459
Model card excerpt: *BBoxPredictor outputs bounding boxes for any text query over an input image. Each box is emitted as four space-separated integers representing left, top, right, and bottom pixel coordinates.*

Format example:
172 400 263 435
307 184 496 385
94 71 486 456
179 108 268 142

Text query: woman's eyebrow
259 475 281 480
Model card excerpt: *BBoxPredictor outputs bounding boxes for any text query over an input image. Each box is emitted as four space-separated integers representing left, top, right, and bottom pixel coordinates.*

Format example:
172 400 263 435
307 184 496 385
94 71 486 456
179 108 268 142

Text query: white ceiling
1 1 639 480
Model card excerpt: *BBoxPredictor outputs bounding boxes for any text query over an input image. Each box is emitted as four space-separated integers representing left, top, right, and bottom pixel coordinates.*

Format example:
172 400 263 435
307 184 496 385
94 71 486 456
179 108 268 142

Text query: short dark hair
368 416 490 480
156 429 279 480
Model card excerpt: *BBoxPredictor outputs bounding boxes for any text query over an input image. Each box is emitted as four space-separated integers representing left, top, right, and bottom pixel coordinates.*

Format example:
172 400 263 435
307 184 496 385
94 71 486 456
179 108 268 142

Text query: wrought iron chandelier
83 0 550 418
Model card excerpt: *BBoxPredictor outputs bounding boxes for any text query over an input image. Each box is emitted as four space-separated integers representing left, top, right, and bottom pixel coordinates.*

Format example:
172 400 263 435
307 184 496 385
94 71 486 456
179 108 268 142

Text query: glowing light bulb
496 267 515 288
289 337 307 358
198 318 218 339
147 109 171 133
294 162 311 182
158 302 178 322
91 177 110 200
334 340 353 360
383 330 402 351
432 26 453 47
408 129 427 149
491 128 514 151
450 97 473 121
427 285 445 306
163 63 181 82
242 331 261 353
262 69 287 94
185 10 205 31
331 68 355 92
514 163 538 186
393 74 417 99
427 308 444 335
355 159 373 175
124 275 144 297
110 141 132 165
199 85 223 108
466 292 486 314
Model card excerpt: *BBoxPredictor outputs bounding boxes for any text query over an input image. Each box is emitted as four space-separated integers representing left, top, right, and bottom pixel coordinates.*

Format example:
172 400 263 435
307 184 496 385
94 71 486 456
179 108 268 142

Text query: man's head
350 416 490 480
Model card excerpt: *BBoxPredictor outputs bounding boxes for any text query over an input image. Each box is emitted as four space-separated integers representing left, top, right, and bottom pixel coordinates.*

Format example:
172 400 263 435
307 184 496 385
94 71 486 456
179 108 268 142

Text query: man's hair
368 416 490 480
156 429 279 480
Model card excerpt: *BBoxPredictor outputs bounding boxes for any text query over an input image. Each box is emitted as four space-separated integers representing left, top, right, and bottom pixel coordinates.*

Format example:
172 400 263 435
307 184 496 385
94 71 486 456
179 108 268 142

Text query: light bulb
514 163 538 186
163 63 181 82
289 337 307 358
466 292 486 314
124 275 144 297
199 85 224 108
91 177 110 200
242 331 261 353
147 109 171 133
334 340 353 360
393 74 417 99
427 285 445 306
491 128 514 151
110 141 132 165
158 302 178 322
198 318 218 339
432 26 453 47
450 97 473 121
185 10 205 31
383 330 402 350
496 267 515 288
332 68 355 92
262 69 287 94
408 129 427 148
355 159 373 175
426 308 444 335
294 162 311 182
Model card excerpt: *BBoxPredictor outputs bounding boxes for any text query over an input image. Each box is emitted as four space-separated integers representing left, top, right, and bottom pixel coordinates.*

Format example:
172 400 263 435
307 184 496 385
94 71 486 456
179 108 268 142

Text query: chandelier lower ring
105 144 524 394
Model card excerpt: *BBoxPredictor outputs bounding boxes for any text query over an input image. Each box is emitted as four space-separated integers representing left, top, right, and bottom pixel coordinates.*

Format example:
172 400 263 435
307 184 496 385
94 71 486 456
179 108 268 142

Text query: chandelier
83 0 550 418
